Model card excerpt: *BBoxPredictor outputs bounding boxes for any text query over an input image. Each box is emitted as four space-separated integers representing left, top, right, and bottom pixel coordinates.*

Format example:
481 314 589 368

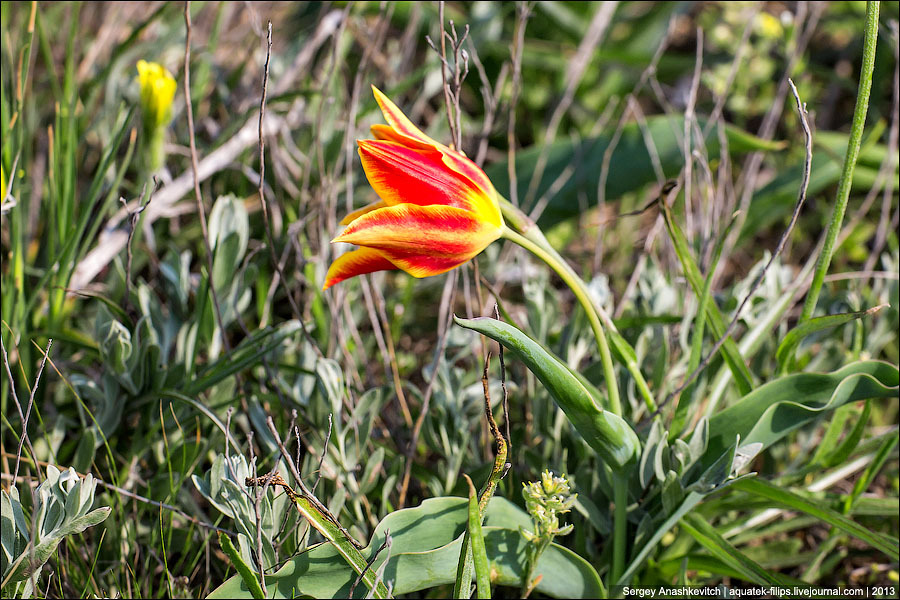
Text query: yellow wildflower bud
136 60 176 132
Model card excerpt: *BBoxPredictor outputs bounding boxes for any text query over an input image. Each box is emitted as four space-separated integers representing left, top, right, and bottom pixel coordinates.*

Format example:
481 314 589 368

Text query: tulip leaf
208 497 603 599
701 361 899 472
453 315 640 470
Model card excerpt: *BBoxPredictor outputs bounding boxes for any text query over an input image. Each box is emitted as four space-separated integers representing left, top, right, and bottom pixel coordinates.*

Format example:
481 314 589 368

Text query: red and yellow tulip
324 86 504 289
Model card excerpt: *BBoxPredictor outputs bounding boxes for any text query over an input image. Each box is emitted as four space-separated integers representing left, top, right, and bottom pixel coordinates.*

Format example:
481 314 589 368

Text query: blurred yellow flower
756 12 783 39
136 60 176 131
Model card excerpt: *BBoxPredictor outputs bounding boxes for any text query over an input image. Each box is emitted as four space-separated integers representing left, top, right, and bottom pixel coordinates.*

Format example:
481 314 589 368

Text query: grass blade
777 305 888 373
732 477 899 560
661 201 755 395
680 513 788 587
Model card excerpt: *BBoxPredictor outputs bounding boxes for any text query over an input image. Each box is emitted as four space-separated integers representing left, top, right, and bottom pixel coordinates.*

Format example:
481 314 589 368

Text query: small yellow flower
136 60 176 131
756 12 783 39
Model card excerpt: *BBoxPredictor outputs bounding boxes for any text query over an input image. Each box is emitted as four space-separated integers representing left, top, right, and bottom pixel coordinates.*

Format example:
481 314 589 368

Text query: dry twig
663 79 814 407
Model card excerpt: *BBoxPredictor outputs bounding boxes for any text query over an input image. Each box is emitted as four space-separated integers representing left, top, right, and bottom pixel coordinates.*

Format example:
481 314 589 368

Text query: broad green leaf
776 305 888 372
702 361 898 472
731 478 898 561
453 316 640 470
209 497 602 599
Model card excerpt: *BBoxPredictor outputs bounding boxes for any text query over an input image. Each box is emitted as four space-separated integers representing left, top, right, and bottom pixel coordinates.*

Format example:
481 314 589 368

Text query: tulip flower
324 86 504 289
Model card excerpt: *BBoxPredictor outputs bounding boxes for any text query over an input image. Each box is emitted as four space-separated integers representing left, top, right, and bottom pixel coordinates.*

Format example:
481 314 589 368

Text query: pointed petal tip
324 247 399 289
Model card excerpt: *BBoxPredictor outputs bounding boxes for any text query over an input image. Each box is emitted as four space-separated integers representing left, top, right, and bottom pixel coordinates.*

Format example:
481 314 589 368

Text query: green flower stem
497 196 657 414
142 126 167 175
520 537 552 598
502 225 622 416
611 473 628 588
799 0 879 323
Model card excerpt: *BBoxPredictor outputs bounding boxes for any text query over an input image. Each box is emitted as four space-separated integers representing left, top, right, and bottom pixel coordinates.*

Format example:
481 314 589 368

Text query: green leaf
776 305 888 372
466 477 491 599
209 195 250 290
453 316 640 470
208 497 603 599
186 321 303 396
673 210 741 438
702 361 898 472
820 400 870 469
218 532 264 600
6 508 110 583
731 478 898 561
680 513 788 587
844 432 899 514
739 129 895 245
617 491 705 586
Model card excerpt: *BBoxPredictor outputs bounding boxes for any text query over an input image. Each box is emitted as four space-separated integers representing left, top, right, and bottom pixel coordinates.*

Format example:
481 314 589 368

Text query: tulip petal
358 141 500 227
333 204 502 277
368 88 502 228
371 86 438 146
372 247 475 278
323 247 398 290
372 124 501 220
340 200 388 226
437 149 499 211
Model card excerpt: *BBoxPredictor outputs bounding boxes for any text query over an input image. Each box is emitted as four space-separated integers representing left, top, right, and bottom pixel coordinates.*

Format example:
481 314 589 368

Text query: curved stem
502 226 622 416
498 196 658 413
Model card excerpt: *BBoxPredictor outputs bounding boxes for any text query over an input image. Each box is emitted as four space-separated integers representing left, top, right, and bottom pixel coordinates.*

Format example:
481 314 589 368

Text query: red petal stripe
358 141 483 213
333 203 502 261
323 247 398 290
